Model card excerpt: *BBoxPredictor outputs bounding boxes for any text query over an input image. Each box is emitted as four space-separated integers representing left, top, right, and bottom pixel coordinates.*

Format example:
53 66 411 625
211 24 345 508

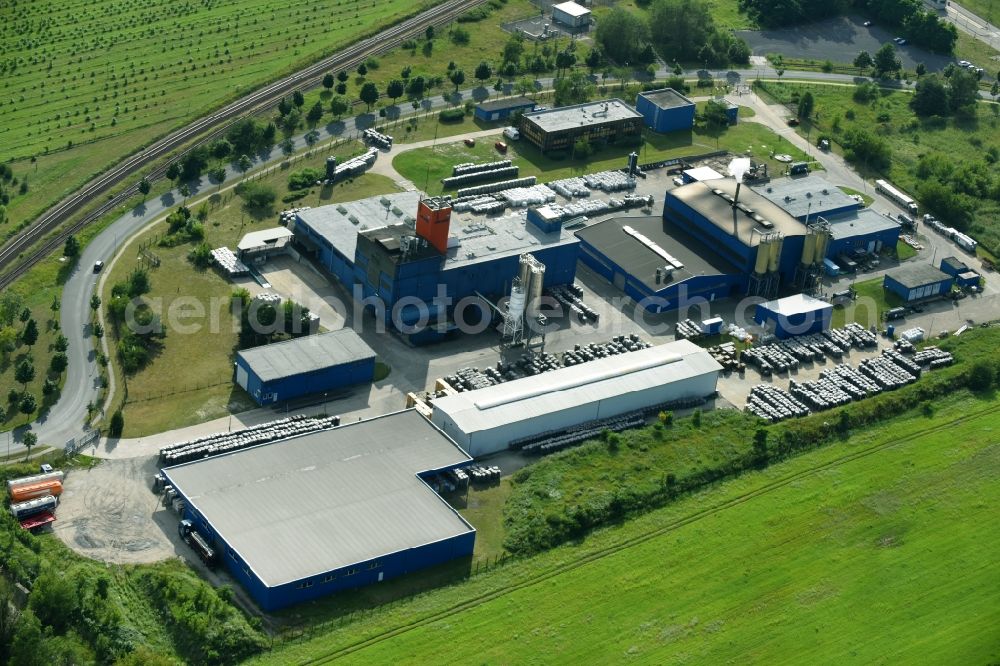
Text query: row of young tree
596 0 751 69
0 291 66 427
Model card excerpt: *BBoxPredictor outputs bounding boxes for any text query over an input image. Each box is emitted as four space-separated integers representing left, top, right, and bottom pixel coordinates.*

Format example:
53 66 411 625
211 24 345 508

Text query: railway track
0 0 487 290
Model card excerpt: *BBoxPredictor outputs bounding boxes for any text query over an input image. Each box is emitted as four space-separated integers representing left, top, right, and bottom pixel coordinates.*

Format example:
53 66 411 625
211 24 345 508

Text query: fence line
124 379 230 403
270 551 514 648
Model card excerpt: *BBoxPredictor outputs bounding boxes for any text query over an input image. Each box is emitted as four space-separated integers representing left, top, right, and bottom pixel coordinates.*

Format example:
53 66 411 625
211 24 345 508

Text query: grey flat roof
827 208 899 239
162 410 473 587
886 262 953 288
575 215 739 290
638 88 695 110
477 96 536 113
295 192 422 259
523 99 641 133
431 341 720 436
237 329 375 383
668 178 805 247
752 175 859 220
445 212 579 270
759 293 833 317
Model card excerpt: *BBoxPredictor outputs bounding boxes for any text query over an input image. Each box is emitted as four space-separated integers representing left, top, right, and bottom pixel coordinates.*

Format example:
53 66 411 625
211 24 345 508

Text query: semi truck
10 479 63 503
875 179 919 215
179 519 217 567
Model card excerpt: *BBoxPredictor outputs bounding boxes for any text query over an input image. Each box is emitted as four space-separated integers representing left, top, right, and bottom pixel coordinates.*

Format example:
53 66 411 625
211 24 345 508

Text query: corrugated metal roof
431 340 721 435
827 208 900 239
295 192 422 259
162 410 473 587
759 293 833 317
237 329 375 383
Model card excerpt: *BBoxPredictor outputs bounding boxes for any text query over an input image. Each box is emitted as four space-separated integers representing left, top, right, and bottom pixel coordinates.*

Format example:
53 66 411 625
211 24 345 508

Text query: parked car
672 176 684 186
893 37 907 45
494 141 508 153
93 260 105 273
464 138 475 147
958 60 972 67
863 20 872 26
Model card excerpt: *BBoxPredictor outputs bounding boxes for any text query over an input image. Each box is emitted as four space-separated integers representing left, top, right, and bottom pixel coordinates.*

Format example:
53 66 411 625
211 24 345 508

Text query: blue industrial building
294 193 579 344
162 410 476 611
939 256 981 287
575 215 742 312
474 96 536 122
234 329 375 406
754 294 833 339
664 177 807 294
883 263 954 302
635 88 696 133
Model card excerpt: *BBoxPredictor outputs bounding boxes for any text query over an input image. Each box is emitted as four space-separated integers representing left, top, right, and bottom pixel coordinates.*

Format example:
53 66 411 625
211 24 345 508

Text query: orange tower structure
416 197 452 254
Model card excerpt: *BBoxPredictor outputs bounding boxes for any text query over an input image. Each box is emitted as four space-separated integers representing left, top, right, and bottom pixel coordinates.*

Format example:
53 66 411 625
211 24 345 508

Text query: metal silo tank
518 254 532 288
754 241 770 274
768 236 782 273
528 261 546 312
802 233 816 266
508 280 526 319
814 229 830 264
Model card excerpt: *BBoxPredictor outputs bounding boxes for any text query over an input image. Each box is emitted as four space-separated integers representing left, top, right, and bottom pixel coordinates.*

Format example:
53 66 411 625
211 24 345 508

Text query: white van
503 126 520 141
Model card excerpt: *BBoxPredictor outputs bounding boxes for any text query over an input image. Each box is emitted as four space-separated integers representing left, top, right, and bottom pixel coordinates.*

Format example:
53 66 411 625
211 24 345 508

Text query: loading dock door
236 365 249 390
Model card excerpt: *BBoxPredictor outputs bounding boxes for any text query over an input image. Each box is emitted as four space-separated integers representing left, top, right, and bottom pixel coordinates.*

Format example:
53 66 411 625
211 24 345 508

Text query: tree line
596 0 751 69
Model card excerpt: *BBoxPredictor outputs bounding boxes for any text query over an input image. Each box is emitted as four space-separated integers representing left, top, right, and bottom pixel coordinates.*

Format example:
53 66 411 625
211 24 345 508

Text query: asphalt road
8 66 997 454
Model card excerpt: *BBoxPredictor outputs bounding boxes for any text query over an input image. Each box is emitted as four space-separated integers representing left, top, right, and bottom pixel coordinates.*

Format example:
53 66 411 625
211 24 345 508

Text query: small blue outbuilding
474 96 537 122
635 88 696 133
754 293 833 339
883 263 954 302
234 329 375 406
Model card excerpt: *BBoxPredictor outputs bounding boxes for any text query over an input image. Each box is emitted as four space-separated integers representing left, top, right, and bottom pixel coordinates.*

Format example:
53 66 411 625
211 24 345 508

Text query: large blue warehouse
635 88 696 133
754 293 833 339
576 215 742 312
161 410 476 611
234 329 375 406
883 263 954 302
293 193 579 344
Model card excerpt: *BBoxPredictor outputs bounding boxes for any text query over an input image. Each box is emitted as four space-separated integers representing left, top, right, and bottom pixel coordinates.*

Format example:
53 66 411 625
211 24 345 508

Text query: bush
287 167 322 190
187 242 212 268
235 182 277 209
438 108 465 123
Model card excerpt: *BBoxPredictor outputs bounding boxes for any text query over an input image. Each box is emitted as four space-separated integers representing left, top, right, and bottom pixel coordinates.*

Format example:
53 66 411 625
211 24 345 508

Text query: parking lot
737 15 953 71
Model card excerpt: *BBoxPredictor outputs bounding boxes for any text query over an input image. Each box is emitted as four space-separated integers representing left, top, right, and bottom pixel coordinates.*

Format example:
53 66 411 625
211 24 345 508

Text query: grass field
0 0 437 234
960 0 1000 25
830 276 903 328
754 80 1000 255
266 389 1000 663
394 119 810 195
102 144 400 437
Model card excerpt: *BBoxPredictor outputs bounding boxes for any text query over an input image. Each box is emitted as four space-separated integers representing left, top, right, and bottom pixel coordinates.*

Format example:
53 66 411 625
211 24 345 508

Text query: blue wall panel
240 356 375 406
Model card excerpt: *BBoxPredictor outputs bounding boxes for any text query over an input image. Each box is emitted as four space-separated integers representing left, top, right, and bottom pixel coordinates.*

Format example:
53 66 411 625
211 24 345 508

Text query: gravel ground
52 456 185 565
